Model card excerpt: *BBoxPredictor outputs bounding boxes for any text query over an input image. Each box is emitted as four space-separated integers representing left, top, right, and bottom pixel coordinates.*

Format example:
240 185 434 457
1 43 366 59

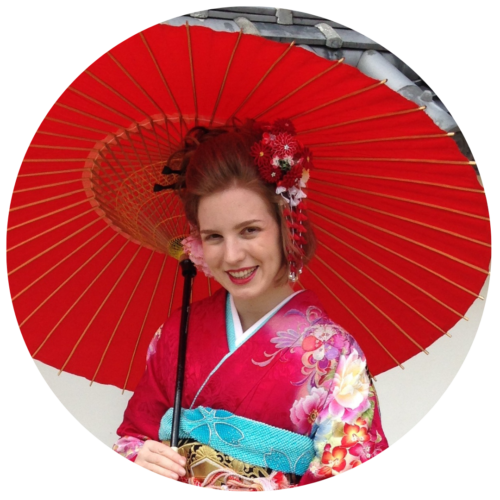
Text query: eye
242 226 260 236
203 233 222 242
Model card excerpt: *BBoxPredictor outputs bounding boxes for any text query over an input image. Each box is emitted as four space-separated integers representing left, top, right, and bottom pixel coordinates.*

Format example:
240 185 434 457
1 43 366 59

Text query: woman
113 119 389 490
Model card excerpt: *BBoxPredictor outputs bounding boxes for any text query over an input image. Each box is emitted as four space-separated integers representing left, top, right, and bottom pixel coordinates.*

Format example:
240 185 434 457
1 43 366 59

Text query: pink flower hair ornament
181 229 213 278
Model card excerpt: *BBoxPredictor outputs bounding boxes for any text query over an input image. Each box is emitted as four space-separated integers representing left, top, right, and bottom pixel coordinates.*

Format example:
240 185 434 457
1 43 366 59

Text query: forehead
198 186 274 229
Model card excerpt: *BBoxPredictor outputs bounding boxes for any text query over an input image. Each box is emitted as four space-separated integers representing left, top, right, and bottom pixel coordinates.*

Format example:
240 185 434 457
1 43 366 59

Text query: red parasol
7 23 490 392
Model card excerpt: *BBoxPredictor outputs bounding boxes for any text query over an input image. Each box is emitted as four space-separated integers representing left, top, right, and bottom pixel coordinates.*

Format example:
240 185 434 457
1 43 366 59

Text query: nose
223 236 245 266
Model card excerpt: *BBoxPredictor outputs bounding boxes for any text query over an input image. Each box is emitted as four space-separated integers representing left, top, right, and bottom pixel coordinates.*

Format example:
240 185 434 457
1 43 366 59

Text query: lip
226 266 258 285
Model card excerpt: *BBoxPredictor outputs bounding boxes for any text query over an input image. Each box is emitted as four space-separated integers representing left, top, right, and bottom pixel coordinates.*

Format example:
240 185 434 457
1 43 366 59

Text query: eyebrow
199 219 262 234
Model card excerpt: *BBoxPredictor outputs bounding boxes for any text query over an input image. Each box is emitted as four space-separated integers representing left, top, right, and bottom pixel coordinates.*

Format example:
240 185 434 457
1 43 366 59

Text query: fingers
135 440 187 479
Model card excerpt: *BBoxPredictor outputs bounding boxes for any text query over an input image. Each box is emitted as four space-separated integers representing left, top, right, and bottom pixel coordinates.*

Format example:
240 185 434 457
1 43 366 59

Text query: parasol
7 22 490 395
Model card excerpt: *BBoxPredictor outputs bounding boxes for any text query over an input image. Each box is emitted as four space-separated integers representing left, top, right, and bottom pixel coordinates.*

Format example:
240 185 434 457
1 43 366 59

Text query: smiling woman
113 120 389 489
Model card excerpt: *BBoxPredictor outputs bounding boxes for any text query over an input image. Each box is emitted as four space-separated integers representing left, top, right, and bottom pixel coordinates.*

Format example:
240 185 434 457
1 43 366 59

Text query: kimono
114 288 388 490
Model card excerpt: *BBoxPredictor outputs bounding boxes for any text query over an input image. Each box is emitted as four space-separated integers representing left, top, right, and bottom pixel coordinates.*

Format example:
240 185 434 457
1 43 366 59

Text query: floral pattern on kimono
251 304 388 484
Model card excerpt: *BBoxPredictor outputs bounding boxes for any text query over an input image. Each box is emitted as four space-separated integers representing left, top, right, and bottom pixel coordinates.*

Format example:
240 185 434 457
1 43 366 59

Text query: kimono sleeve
113 321 173 461
298 334 389 485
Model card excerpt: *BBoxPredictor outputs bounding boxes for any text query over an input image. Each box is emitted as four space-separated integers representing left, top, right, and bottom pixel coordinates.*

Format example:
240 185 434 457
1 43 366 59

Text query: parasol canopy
7 23 491 391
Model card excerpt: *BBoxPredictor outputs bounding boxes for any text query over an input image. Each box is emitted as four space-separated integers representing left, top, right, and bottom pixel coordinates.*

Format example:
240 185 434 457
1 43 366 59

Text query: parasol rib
8 215 105 277
309 185 490 247
306 265 403 368
91 249 156 385
68 86 137 125
106 52 174 131
307 201 484 299
12 226 110 302
84 69 151 117
254 58 345 120
310 132 454 148
316 155 476 166
56 102 125 130
30 144 99 152
185 23 198 126
13 178 85 194
311 182 489 222
291 80 387 121
91 188 172 250
308 196 489 274
297 106 427 135
59 244 143 375
313 170 485 194
46 116 111 135
20 231 119 329
210 30 243 126
90 160 176 246
317 238 452 333
139 32 185 141
18 169 92 177
23 158 93 163
228 41 296 121
314 254 429 354
36 129 104 143
7 208 96 253
7 199 90 231
31 237 129 358
9 189 90 212
123 254 168 393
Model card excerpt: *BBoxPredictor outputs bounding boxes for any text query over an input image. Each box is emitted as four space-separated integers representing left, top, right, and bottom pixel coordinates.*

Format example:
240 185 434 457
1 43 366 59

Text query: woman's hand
135 440 187 480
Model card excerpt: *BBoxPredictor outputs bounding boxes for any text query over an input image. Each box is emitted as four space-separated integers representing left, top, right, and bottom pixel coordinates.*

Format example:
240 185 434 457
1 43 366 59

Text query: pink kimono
114 288 388 489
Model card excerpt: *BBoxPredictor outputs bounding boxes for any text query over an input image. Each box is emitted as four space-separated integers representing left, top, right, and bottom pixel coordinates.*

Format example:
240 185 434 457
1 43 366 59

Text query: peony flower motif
181 233 213 278
324 348 371 423
350 440 384 463
250 141 273 167
290 387 328 435
341 423 370 448
274 132 299 157
318 445 347 477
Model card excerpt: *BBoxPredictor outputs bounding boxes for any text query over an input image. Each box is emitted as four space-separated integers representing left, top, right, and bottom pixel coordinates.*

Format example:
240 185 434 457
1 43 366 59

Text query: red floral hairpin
250 118 313 282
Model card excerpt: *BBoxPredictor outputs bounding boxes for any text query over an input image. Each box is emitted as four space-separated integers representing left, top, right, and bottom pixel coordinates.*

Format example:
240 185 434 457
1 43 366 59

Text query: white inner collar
230 290 303 347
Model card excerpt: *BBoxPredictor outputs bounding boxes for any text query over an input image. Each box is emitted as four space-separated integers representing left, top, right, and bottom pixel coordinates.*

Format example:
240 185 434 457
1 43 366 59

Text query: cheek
201 244 218 266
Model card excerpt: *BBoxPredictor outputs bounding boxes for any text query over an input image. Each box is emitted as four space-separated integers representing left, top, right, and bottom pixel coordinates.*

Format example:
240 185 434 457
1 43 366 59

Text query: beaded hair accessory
250 118 312 282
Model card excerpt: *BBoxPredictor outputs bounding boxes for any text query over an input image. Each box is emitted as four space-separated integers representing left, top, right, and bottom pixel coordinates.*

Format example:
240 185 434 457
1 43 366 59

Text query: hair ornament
181 226 213 278
250 118 313 282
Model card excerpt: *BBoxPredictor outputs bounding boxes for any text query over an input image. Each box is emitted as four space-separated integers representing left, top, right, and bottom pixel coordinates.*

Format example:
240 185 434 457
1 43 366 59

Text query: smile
227 266 257 279
226 266 258 284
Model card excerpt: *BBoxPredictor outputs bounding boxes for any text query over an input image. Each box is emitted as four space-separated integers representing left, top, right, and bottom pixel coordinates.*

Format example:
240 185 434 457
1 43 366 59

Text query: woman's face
198 186 284 303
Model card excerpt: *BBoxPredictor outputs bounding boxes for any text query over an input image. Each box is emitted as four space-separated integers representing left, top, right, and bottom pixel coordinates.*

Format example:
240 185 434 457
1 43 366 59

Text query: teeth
228 267 256 279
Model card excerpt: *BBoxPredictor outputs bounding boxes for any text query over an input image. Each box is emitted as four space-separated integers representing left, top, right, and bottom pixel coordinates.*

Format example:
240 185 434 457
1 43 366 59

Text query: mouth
226 266 258 284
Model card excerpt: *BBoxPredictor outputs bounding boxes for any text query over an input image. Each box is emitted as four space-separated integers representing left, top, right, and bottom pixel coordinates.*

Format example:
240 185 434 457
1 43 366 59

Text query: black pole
170 258 197 449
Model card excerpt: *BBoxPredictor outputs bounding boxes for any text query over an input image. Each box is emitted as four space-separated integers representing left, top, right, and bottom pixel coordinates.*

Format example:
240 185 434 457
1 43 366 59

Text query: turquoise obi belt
159 407 315 475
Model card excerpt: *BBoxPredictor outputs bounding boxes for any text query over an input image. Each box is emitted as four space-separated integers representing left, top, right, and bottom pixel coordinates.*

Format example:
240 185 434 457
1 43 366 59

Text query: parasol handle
170 258 197 449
